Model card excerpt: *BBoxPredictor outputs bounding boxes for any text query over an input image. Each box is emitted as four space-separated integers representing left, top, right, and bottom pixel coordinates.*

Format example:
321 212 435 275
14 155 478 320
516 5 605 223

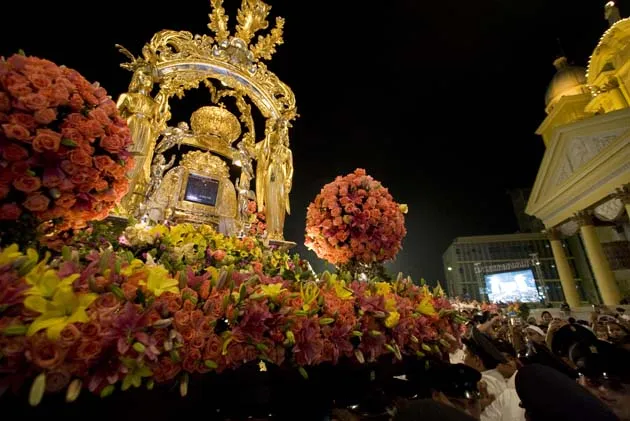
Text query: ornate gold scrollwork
117 0 297 240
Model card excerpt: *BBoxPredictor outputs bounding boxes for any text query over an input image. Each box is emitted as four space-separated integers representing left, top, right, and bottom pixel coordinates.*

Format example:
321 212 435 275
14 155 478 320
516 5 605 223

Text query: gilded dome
544 57 588 112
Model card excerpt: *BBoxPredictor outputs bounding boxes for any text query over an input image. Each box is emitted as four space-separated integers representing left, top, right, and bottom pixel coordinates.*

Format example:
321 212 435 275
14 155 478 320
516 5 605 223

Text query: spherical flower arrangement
0 54 133 236
305 168 407 266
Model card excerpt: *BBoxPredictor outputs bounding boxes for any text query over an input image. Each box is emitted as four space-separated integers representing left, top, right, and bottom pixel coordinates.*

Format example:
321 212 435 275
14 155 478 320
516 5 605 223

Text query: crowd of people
326 302 629 421
390 303 630 421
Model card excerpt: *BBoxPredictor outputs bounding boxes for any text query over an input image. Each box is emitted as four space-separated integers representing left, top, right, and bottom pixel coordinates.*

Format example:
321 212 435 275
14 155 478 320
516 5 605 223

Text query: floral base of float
0 223 463 413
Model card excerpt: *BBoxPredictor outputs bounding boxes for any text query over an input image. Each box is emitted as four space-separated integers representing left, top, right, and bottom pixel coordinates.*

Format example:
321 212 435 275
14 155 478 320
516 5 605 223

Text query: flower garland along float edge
0 223 464 406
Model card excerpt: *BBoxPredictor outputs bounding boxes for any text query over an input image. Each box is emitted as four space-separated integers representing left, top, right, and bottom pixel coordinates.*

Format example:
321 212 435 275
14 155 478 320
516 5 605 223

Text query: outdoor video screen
183 174 219 207
484 269 539 303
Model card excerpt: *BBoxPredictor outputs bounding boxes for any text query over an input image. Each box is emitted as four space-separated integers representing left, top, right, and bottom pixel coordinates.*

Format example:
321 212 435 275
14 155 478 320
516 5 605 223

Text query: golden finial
207 0 285 63
209 0 230 42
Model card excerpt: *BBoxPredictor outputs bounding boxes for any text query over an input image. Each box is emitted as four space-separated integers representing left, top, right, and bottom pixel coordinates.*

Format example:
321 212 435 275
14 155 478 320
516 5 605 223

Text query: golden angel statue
145 154 176 200
264 119 293 240
155 121 192 155
115 46 170 205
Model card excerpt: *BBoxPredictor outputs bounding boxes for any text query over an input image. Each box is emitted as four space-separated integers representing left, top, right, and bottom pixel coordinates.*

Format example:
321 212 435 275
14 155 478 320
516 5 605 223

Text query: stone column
576 212 622 305
547 228 581 308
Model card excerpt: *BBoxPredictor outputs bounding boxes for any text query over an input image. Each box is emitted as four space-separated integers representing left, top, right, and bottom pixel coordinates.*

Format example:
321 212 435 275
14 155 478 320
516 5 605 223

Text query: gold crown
190 106 242 143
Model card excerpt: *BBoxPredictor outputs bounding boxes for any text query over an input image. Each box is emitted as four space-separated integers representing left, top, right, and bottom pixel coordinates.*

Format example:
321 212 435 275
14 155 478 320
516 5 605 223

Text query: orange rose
9 113 37 130
97 99 117 117
88 108 110 126
68 149 92 167
11 161 30 175
21 93 49 110
33 108 57 124
60 127 84 143
60 160 79 175
1 143 28 161
29 337 66 369
0 203 21 220
27 72 52 89
32 128 62 152
42 167 64 188
99 135 125 154
77 119 104 140
23 193 50 212
76 340 101 360
59 324 82 348
7 83 32 98
0 92 10 112
112 179 128 199
93 155 117 172
68 94 84 111
55 193 76 209
13 175 41 193
2 123 31 142
92 178 108 192
108 164 126 179
124 156 135 171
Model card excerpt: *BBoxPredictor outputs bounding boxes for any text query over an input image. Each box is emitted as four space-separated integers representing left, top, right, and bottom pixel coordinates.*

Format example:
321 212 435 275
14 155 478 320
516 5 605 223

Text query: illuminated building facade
526 2 630 306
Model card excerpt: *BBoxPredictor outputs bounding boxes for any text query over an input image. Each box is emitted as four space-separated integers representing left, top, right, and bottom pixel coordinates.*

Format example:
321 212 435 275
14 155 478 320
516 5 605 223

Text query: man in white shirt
462 330 509 399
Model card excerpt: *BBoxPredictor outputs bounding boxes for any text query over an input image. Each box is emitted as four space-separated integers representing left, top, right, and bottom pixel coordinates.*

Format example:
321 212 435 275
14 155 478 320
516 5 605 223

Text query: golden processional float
114 0 296 246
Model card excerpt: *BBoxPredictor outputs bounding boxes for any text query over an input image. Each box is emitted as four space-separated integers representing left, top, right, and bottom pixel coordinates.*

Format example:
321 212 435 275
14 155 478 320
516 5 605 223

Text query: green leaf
108 285 124 301
100 385 115 398
2 325 28 336
18 49 26 56
298 367 308 380
61 138 77 147
29 373 46 406
62 246 72 262
121 375 133 391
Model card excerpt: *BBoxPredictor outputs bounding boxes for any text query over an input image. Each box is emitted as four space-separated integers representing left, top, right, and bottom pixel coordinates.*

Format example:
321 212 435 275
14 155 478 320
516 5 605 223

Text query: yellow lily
385 298 397 312
149 224 169 238
332 280 353 300
300 282 320 311
26 266 77 299
259 283 286 299
0 244 23 266
416 295 437 317
25 285 97 339
375 282 392 296
144 265 179 296
120 259 144 276
385 311 400 328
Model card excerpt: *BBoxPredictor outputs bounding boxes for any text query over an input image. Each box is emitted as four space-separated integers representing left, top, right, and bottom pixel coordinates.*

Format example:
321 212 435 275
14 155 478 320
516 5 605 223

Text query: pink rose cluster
0 54 133 231
305 168 407 265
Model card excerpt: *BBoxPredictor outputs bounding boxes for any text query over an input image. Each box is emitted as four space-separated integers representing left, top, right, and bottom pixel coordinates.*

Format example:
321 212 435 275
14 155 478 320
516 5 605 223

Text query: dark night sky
2 0 627 283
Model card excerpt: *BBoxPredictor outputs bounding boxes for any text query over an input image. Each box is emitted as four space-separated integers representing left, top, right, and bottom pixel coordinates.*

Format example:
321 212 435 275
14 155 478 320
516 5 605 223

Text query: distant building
526 3 630 306
442 233 599 304
508 188 545 233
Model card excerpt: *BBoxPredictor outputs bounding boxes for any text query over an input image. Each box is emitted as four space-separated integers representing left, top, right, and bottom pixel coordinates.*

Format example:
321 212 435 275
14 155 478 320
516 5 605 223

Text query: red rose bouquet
0 54 133 239
305 168 407 266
